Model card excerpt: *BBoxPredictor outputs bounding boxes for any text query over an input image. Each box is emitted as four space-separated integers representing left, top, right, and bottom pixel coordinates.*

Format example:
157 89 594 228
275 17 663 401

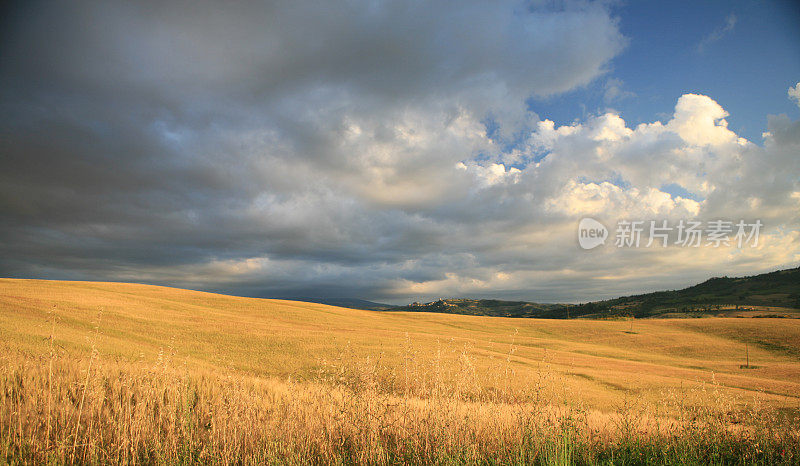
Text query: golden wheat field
1 278 799 464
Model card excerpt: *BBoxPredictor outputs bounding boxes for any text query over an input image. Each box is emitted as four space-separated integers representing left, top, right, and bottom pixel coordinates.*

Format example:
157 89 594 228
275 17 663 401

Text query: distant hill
392 298 563 317
392 267 800 319
282 297 397 311
564 266 800 319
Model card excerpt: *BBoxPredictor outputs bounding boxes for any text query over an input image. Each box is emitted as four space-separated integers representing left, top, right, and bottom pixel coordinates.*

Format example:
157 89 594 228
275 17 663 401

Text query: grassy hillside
1 278 799 463
2 278 799 406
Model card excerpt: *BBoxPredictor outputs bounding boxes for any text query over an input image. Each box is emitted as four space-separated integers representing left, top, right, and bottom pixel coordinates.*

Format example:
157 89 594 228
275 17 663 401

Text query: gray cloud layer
1 1 797 303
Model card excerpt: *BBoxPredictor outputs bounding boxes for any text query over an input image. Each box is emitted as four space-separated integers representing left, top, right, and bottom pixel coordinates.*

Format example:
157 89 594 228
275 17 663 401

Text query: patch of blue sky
660 182 704 202
525 0 800 143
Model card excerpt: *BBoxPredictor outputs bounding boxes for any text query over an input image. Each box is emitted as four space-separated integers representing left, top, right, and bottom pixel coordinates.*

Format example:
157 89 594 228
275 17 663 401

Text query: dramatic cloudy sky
1 0 799 304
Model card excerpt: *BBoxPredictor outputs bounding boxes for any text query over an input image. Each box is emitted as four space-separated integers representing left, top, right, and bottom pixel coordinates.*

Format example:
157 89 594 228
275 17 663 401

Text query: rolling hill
391 266 800 319
2 278 799 463
1 277 799 409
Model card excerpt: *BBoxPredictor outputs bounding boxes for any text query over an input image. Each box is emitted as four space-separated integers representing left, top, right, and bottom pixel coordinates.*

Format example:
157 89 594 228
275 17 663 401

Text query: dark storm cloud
0 0 623 299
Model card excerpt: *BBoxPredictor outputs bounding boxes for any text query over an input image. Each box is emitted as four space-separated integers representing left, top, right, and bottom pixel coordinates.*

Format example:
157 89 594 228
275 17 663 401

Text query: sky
1 0 799 304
